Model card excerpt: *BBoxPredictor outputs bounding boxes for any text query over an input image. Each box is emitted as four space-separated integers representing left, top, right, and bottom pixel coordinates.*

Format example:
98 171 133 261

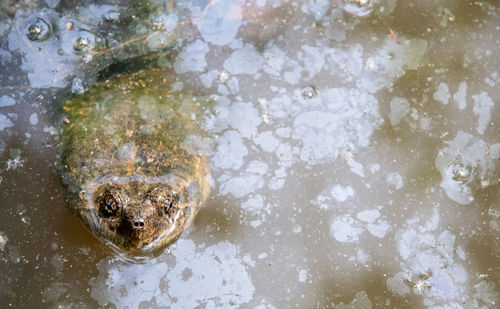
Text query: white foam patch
0 95 15 107
324 43 364 78
300 0 330 20
225 102 262 138
367 220 390 238
316 190 392 241
90 260 169 308
196 0 244 46
358 38 428 93
226 76 239 94
386 272 411 296
200 70 219 88
346 156 365 177
204 97 262 138
254 131 279 153
330 215 363 243
219 161 268 198
283 59 303 85
472 91 494 135
267 87 380 165
263 44 286 77
203 86 375 201
433 82 451 105
0 113 14 131
241 194 265 216
389 97 410 126
435 131 500 205
386 172 404 190
453 81 467 110
313 184 355 209
330 184 355 202
356 209 380 223
298 269 308 283
353 248 370 265
299 45 325 79
267 166 288 190
174 40 209 73
223 44 264 75
392 209 470 307
28 113 38 126
211 130 248 170
166 240 255 308
89 240 254 308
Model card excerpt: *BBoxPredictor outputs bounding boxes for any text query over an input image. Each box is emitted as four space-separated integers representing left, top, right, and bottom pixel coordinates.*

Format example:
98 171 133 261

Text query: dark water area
0 0 499 308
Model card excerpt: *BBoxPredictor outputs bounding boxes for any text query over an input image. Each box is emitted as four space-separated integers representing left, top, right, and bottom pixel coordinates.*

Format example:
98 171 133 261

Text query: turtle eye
97 187 127 218
147 185 179 215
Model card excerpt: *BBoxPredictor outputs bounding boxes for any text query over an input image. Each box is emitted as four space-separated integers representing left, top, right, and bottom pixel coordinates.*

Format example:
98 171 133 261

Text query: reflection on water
0 0 499 308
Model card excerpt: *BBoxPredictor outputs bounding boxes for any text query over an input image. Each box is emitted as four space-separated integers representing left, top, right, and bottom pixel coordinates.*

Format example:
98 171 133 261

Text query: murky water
1 0 499 308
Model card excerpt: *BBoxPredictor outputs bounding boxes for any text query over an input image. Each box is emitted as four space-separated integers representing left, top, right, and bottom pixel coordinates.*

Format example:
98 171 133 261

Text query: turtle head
85 181 190 258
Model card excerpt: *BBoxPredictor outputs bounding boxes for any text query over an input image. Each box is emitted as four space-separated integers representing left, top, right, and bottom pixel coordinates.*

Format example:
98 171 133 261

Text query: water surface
0 0 499 307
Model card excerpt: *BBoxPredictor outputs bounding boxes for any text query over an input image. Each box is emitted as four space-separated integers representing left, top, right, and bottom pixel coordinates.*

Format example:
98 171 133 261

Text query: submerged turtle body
61 68 211 259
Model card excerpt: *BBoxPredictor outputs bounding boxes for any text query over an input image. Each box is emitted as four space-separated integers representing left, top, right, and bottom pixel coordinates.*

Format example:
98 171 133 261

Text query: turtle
56 0 215 260
60 67 212 260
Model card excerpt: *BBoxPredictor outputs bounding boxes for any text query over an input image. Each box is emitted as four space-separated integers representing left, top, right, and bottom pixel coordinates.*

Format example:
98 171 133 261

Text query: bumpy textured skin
61 68 210 260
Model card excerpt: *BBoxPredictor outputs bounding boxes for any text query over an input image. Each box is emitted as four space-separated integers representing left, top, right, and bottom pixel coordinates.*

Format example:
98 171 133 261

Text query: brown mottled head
84 179 193 258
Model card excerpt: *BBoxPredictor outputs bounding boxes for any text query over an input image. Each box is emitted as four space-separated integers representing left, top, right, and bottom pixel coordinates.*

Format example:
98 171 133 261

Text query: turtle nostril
132 219 145 229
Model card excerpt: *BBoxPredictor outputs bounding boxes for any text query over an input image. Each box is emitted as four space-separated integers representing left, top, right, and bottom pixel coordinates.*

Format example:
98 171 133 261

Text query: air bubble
26 17 51 41
70 30 104 56
74 37 90 51
302 86 317 99
449 161 474 182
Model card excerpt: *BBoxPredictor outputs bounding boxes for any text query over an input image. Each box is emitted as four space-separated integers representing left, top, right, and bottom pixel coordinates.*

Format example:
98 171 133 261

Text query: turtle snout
132 218 145 230
117 204 161 249
123 207 149 231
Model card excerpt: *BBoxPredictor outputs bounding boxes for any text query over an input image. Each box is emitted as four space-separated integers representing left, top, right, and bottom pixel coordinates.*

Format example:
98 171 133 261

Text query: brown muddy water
0 0 499 308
